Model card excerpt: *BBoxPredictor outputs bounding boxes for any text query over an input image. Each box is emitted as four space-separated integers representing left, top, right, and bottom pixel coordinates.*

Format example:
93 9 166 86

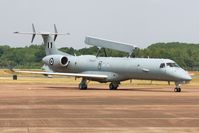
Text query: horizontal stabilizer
85 36 138 54
14 24 69 43
14 32 66 36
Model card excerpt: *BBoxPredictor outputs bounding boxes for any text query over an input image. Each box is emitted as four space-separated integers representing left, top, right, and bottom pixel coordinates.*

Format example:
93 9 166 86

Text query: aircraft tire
79 84 87 90
174 87 181 92
109 83 118 90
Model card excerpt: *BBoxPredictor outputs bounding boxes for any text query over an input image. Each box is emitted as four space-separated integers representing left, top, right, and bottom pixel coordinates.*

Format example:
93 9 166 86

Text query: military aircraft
14 24 192 92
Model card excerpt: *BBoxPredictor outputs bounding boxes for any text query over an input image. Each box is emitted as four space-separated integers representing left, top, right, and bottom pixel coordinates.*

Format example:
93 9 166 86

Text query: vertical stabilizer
42 34 58 55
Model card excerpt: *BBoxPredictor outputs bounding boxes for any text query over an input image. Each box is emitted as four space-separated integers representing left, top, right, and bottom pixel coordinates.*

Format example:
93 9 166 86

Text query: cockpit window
166 63 179 67
160 63 165 68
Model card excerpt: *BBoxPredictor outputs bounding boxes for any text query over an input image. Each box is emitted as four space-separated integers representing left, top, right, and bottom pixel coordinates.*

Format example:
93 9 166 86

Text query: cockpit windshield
166 63 179 67
160 62 179 68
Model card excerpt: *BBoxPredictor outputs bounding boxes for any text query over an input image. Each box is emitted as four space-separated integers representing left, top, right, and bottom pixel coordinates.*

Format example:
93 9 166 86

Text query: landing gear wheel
109 83 118 90
79 83 87 90
174 87 181 92
79 78 88 90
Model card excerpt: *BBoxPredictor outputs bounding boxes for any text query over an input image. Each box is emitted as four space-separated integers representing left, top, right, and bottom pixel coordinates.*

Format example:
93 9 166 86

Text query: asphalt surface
0 83 198 133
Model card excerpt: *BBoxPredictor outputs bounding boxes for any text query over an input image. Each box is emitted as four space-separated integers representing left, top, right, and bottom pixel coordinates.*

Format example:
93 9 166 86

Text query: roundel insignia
49 58 54 65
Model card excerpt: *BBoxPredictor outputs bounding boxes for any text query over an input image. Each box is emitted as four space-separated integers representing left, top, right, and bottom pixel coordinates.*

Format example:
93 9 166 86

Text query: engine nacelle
42 55 70 67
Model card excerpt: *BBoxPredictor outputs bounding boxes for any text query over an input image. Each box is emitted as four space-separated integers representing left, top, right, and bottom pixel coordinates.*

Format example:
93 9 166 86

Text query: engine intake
61 57 68 66
43 55 70 67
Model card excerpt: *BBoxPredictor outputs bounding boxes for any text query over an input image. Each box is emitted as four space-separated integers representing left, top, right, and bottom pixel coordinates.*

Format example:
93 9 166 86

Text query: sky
0 0 199 49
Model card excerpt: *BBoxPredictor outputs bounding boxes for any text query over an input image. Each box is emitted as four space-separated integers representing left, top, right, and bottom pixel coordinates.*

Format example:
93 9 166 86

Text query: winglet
31 23 36 43
54 24 58 41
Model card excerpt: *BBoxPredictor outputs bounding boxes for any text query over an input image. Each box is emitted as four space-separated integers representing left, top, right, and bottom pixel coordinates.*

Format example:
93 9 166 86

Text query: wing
16 70 108 79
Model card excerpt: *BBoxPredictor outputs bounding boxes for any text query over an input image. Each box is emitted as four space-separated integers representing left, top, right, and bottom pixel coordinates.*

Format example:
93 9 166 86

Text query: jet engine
42 55 70 67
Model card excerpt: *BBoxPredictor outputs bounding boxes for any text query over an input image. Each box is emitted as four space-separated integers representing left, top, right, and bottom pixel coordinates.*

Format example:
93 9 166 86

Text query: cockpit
160 62 179 68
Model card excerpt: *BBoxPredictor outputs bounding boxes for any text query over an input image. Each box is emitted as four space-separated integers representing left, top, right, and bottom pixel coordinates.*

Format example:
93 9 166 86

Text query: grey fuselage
44 55 192 83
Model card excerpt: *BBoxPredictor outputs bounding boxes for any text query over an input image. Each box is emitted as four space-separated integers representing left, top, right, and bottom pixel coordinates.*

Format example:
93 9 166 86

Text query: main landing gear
79 78 88 90
109 82 120 90
174 82 181 92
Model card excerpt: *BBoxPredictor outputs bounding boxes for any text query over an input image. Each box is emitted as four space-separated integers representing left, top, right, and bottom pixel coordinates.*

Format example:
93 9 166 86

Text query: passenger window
160 63 165 68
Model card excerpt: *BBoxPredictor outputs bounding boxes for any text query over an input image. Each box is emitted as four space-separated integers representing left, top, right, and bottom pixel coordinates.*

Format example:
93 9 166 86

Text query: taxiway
0 82 198 132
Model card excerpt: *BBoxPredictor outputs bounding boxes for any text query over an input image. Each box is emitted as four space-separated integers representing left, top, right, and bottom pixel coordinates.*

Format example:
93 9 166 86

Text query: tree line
0 42 199 70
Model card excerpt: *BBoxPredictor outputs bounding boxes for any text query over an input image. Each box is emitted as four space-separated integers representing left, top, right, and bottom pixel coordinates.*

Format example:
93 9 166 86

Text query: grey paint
85 36 138 54
15 30 192 91
39 34 191 83
45 55 191 83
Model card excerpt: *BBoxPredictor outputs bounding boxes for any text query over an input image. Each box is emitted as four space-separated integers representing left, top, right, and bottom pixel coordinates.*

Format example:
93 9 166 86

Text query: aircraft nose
184 72 192 81
166 69 192 81
177 71 192 81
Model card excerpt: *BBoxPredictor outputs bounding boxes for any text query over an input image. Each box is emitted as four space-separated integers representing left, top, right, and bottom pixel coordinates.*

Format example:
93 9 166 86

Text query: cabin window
160 63 165 68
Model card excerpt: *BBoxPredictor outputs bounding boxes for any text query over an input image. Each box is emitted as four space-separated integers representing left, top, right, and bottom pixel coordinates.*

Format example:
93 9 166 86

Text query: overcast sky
0 0 199 49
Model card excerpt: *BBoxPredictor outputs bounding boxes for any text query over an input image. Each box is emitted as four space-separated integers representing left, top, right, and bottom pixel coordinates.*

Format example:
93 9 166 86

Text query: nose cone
174 71 192 81
166 69 192 82
182 72 192 81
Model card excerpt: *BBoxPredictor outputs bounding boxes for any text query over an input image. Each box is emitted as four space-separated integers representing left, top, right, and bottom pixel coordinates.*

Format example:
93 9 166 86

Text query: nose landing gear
174 82 181 92
174 87 181 92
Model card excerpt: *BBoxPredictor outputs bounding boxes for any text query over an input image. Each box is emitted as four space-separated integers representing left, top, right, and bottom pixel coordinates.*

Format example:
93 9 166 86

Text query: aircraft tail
14 24 70 56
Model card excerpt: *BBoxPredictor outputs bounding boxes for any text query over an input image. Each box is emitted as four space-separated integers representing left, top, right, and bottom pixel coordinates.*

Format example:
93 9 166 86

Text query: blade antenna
54 24 58 41
31 23 36 43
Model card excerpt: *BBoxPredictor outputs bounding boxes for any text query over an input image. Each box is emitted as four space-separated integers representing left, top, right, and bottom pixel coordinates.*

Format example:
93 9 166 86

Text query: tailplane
14 24 70 56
